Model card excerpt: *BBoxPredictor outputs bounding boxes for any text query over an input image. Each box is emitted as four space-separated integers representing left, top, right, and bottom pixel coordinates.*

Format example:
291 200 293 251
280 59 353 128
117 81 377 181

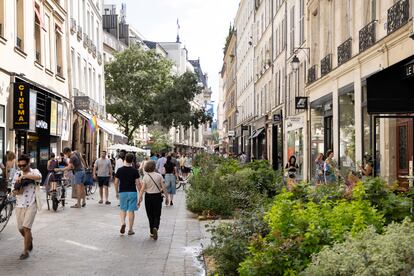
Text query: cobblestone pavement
0 187 206 276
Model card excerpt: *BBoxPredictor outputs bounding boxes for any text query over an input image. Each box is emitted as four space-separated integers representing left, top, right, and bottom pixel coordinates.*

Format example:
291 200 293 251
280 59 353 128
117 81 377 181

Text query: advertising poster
29 90 37 131
50 100 57 136
61 104 69 141
39 147 49 161
57 103 63 136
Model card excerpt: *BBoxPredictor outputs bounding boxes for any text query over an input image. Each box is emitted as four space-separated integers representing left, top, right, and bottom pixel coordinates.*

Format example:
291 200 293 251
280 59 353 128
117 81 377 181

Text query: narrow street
0 188 206 276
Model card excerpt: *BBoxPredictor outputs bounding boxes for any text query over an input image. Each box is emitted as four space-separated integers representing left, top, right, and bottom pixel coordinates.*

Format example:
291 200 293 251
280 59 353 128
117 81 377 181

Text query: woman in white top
138 160 167 240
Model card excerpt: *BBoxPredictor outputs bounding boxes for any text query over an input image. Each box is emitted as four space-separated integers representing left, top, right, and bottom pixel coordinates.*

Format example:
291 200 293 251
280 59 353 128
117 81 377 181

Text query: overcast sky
104 0 240 109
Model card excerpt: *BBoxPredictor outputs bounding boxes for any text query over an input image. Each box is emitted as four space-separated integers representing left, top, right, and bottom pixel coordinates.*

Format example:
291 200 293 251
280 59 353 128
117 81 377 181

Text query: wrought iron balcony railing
359 21 376 52
307 65 317 84
83 33 89 47
97 52 102 65
91 44 97 57
387 0 410 34
337 37 352 66
70 18 76 34
320 54 332 77
77 26 82 40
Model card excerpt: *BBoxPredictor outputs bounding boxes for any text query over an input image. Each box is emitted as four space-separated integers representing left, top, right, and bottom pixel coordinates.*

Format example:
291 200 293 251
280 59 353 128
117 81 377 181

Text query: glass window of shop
310 108 325 180
362 85 380 175
339 91 356 175
287 128 303 180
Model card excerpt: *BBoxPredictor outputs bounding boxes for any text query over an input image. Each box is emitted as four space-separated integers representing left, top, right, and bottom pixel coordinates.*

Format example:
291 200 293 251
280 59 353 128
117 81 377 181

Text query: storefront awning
76 110 127 142
249 128 264 139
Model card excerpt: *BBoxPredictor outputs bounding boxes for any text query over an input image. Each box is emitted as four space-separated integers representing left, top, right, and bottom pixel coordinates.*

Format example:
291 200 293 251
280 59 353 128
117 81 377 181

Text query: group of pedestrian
3 146 196 260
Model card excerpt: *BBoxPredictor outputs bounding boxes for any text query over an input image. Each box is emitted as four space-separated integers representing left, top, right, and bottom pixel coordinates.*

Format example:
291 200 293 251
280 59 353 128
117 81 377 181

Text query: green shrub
302 219 414 276
353 178 413 223
238 191 384 275
205 205 271 276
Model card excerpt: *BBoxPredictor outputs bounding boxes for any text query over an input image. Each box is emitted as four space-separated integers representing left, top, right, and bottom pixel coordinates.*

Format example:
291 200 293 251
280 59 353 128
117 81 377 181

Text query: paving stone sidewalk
0 187 206 276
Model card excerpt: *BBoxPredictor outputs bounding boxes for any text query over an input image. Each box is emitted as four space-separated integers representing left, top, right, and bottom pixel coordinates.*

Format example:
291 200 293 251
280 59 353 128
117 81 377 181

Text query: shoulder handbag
147 174 165 200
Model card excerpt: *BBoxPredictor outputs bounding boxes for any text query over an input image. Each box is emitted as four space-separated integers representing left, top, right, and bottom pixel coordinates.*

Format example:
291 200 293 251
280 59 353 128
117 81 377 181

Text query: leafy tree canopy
105 45 212 144
105 45 172 143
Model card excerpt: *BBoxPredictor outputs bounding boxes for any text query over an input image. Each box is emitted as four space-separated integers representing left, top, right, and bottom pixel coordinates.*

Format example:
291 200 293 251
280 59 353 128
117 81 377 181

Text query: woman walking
314 153 325 185
164 156 177 206
324 150 337 184
47 153 59 192
138 160 167 240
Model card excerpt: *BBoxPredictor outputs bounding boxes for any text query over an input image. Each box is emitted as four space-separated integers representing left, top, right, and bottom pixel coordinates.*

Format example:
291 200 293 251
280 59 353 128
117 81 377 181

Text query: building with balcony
0 0 70 177
306 0 414 184
234 0 255 159
67 0 107 164
222 28 237 154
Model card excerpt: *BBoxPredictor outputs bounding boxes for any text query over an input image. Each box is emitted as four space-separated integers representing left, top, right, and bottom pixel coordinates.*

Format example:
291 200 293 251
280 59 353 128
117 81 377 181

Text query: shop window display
339 91 355 176
287 128 303 180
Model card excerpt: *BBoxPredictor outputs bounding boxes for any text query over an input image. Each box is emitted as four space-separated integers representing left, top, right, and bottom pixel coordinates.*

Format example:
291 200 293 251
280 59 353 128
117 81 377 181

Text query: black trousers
144 193 162 233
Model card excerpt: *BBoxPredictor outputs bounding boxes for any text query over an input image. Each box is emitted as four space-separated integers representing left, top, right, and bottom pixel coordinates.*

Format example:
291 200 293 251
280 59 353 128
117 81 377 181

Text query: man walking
11 154 42 260
114 153 141 235
93 151 113 205
59 147 86 208
155 152 167 176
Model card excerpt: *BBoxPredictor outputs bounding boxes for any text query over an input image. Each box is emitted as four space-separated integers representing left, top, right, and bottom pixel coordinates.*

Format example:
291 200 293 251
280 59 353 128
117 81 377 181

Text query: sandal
81 202 86 207
98 200 103 204
70 204 80 208
19 253 29 260
128 230 135 235
120 224 126 234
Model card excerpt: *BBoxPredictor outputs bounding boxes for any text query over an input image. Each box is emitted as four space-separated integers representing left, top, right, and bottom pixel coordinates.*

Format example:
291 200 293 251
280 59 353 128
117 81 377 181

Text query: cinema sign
13 83 30 129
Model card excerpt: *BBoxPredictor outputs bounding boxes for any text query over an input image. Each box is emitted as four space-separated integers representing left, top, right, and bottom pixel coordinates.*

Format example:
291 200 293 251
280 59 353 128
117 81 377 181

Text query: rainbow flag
89 115 98 132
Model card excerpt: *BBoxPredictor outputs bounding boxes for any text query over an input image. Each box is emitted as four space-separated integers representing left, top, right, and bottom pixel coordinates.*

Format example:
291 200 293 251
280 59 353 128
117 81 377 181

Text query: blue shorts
165 174 176 195
73 170 85 185
119 192 138 212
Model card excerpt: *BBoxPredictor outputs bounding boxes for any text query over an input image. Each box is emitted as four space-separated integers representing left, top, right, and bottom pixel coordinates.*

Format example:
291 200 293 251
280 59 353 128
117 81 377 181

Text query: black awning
367 55 414 114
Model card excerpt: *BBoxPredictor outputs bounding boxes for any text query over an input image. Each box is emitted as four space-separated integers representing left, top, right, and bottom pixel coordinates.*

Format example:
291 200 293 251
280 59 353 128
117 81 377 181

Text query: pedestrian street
0 188 206 276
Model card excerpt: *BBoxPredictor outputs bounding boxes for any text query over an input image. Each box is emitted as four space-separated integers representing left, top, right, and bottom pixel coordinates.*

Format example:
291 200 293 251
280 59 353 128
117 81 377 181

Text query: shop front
367 55 414 186
310 95 333 179
12 78 70 179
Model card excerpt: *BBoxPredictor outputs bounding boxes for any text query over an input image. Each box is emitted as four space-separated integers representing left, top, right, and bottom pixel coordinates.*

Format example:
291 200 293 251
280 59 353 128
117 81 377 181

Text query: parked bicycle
0 179 16 233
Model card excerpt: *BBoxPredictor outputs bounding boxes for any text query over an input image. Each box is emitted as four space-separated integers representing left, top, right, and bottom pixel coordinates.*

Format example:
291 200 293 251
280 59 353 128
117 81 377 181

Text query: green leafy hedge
302 219 414 276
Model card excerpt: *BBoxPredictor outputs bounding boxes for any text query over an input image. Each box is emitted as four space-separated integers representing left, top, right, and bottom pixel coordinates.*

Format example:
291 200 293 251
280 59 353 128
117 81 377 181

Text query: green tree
148 130 173 153
105 45 172 143
156 72 212 129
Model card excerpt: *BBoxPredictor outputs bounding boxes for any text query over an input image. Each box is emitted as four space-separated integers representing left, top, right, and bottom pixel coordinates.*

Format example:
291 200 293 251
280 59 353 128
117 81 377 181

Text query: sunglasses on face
18 163 28 169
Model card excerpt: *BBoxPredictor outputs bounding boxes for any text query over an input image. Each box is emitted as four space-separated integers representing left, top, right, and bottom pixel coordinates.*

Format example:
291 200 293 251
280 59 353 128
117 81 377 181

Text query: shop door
396 118 413 186
324 116 333 154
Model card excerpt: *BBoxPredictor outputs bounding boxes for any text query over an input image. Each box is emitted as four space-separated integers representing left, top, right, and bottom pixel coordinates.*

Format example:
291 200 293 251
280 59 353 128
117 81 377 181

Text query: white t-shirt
12 168 42 208
115 158 124 174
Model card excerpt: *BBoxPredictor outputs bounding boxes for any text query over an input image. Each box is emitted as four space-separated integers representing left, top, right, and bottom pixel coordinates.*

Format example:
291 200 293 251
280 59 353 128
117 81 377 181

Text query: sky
104 0 240 110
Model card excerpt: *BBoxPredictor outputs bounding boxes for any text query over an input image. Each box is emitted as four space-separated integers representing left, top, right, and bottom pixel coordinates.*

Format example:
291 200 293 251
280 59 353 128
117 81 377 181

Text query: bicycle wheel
175 181 182 190
0 203 12 233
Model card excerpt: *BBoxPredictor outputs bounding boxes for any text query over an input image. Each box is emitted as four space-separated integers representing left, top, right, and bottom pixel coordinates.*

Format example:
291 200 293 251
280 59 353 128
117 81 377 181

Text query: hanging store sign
295 97 308 110
13 83 30 129
285 116 304 132
74 96 90 110
273 114 282 124
403 61 414 79
228 130 235 137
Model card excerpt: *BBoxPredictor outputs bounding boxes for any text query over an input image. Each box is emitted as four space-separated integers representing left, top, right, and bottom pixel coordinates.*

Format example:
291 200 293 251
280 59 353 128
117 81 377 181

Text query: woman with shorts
164 156 177 206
